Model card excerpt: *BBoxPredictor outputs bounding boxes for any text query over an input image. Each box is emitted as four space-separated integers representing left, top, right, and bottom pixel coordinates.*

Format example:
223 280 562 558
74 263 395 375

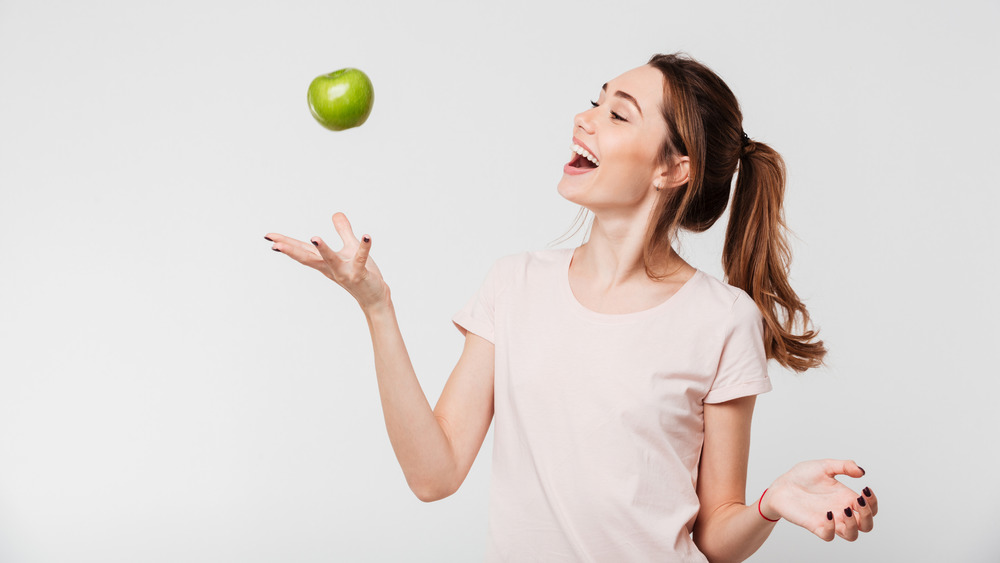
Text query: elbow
691 522 711 555
698 552 737 563
693 544 736 563
409 477 458 503
692 536 717 563
692 526 739 563
414 489 450 503
406 453 463 502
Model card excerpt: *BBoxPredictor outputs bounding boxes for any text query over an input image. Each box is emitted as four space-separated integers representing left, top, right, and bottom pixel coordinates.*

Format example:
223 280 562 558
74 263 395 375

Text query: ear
654 155 691 190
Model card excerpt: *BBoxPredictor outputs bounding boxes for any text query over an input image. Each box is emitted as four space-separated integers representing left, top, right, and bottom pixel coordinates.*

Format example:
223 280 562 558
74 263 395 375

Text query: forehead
605 64 665 111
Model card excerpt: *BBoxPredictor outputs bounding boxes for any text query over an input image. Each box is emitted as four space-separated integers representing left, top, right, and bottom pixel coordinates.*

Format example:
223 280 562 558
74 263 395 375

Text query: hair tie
740 130 750 147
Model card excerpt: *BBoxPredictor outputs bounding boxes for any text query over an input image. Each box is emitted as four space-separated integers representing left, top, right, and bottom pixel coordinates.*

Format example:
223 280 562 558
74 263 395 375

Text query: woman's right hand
266 212 390 312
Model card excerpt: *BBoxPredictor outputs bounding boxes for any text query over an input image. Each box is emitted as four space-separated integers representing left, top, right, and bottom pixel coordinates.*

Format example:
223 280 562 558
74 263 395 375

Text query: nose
574 108 595 134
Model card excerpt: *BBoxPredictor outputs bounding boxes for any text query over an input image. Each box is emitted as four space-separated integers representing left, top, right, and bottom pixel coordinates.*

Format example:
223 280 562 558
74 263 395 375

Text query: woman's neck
575 215 688 289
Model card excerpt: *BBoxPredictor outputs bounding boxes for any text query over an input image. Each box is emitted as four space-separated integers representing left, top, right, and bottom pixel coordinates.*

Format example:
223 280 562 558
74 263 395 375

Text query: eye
589 100 627 122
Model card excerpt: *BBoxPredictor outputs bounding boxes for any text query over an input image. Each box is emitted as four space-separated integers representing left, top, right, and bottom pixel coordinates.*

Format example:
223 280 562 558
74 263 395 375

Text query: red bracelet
758 489 779 522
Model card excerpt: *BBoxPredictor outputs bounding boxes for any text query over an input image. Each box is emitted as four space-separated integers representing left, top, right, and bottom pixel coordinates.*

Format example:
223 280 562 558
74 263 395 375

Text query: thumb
355 234 372 267
824 459 866 478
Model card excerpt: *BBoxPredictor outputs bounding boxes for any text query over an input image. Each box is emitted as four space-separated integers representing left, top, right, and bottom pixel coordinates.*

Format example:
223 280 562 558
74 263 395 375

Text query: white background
2 1 998 561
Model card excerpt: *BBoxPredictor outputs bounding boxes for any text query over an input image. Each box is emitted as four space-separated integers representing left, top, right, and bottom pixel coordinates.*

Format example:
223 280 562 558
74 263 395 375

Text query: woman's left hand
761 459 878 542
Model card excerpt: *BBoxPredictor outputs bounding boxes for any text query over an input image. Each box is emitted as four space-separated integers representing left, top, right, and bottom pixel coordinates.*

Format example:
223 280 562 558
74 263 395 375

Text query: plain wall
1 0 998 561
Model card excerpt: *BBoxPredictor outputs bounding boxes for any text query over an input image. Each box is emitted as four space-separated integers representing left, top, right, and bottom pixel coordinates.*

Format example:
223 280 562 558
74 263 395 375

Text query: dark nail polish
844 507 853 517
827 511 833 521
264 236 274 242
272 248 281 252
857 496 866 507
863 487 871 497
311 240 319 246
859 466 865 476
363 236 370 243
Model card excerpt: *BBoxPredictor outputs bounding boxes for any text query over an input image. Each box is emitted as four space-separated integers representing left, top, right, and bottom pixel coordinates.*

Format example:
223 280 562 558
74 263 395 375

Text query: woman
265 53 878 562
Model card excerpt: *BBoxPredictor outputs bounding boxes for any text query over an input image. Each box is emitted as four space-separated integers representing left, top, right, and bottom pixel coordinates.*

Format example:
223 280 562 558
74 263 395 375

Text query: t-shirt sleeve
451 258 502 344
703 291 773 404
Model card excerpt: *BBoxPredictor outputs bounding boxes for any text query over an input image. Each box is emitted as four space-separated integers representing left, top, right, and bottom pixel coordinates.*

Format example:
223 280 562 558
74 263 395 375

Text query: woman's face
557 64 679 211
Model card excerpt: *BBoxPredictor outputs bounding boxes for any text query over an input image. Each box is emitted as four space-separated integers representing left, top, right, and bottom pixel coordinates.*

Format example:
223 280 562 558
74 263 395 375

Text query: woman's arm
364 303 495 502
691 396 776 563
266 213 496 502
692 396 879 562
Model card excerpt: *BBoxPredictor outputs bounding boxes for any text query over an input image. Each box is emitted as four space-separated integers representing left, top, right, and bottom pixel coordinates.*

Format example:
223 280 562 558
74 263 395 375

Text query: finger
813 511 836 542
271 237 323 267
266 233 320 257
836 506 859 541
309 236 343 273
863 486 878 517
355 234 372 269
332 212 360 247
823 458 866 479
854 492 875 533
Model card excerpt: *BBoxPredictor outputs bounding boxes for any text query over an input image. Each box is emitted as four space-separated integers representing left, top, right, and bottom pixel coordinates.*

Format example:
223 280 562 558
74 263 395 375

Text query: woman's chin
556 177 579 202
558 164 606 207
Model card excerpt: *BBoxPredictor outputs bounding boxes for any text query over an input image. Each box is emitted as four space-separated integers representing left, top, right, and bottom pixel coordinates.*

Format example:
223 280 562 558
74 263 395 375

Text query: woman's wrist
362 296 395 322
758 488 780 523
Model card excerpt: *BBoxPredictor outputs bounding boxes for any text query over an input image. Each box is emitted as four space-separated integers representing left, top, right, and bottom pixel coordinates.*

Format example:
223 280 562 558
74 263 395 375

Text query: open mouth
568 152 598 169
565 142 600 172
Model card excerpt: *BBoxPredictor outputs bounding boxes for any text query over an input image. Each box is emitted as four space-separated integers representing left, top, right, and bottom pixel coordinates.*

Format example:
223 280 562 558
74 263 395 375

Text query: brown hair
645 52 826 372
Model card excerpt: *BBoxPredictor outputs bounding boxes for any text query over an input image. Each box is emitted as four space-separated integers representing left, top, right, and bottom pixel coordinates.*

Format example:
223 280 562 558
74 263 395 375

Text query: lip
563 136 598 175
563 162 595 175
572 137 598 161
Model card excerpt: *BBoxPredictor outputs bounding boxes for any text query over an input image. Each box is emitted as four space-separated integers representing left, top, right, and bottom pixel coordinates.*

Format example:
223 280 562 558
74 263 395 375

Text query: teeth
571 143 600 166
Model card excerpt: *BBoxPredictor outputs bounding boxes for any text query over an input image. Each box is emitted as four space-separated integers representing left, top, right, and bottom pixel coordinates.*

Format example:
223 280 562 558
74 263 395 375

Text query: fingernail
857 496 866 507
827 511 833 521
863 487 872 497
272 247 281 252
859 466 865 476
311 240 319 247
264 236 274 242
844 507 853 517
363 236 370 243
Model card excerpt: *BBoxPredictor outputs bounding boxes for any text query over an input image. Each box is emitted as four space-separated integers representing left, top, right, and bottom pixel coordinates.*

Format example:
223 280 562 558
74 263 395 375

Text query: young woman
265 53 879 562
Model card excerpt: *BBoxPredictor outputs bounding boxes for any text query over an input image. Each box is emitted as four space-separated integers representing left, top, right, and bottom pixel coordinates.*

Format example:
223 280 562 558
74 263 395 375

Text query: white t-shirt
452 247 772 562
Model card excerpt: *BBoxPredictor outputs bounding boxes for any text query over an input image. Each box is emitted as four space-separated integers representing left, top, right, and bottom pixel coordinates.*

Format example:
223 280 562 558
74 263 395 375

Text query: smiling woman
266 51 878 563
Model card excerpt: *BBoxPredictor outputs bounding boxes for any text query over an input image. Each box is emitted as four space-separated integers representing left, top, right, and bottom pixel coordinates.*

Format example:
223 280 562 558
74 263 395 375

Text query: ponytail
724 140 827 372
599 52 830 372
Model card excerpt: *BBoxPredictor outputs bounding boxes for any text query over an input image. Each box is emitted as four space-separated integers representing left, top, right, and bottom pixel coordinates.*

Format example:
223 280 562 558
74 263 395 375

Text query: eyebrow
602 83 643 117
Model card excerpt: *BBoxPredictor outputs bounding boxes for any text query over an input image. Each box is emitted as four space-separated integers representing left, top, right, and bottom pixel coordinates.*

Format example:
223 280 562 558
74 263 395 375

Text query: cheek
605 135 660 181
604 151 656 188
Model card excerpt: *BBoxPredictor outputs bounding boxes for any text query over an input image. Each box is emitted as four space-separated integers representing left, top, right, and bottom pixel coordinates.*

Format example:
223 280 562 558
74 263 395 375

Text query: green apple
307 68 374 131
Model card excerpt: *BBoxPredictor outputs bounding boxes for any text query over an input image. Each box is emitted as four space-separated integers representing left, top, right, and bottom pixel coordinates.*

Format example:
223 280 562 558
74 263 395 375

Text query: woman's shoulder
689 269 760 320
489 247 571 272
475 248 568 293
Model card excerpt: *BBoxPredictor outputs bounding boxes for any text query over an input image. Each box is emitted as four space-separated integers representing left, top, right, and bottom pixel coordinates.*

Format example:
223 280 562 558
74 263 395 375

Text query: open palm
266 212 390 311
765 459 878 542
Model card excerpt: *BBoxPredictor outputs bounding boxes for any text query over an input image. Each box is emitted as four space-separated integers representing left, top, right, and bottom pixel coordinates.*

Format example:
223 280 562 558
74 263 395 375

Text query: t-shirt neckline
560 247 703 324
